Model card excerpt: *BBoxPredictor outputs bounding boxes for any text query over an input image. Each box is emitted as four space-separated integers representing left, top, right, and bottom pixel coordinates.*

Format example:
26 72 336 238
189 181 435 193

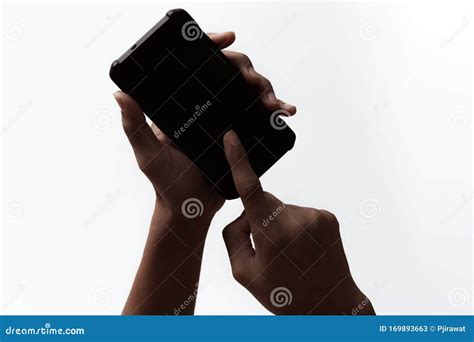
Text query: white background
1 1 472 315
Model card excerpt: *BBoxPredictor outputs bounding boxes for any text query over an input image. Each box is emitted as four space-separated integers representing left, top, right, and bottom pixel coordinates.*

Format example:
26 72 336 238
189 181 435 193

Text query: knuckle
239 179 262 199
238 53 252 66
317 210 340 231
231 265 248 283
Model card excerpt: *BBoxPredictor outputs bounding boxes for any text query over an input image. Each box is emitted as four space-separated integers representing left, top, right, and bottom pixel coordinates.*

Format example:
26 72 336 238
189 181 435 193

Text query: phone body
110 9 296 199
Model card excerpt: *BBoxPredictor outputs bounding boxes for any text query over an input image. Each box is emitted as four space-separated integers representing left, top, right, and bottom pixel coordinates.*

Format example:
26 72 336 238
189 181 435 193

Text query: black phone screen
110 9 295 199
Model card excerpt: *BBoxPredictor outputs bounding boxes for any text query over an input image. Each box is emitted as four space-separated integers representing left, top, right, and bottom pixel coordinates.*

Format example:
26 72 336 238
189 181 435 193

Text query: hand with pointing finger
117 32 297 315
221 130 375 315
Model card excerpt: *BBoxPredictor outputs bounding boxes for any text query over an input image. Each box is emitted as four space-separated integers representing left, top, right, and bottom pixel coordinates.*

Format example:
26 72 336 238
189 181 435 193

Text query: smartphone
110 9 296 199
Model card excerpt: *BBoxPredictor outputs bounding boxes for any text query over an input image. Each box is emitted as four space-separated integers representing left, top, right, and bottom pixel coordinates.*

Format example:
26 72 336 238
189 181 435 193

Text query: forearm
122 201 210 315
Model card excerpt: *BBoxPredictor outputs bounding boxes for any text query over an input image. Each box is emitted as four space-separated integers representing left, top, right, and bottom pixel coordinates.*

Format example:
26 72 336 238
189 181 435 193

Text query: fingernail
113 91 124 110
226 130 241 147
282 102 297 113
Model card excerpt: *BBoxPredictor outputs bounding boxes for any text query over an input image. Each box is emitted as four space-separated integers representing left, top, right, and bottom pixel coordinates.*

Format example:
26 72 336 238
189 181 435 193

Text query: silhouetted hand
113 32 296 232
221 130 374 315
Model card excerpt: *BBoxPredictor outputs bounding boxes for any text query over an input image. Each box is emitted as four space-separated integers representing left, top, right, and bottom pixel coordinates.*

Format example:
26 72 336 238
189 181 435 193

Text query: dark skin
114 31 373 315
221 130 375 315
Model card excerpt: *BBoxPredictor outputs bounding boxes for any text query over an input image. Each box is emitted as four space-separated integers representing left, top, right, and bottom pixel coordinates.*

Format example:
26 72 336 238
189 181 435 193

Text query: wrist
316 275 375 315
148 200 213 248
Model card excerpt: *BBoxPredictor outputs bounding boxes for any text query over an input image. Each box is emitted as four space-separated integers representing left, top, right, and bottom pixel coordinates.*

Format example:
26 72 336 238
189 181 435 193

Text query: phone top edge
111 8 189 71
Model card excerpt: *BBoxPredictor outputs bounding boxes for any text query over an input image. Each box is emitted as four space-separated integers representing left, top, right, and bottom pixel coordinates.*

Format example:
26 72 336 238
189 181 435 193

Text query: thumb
113 91 168 188
222 213 255 284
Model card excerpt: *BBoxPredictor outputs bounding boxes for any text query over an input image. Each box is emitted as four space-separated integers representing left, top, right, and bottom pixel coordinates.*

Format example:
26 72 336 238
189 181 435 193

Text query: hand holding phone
113 31 296 225
110 9 297 200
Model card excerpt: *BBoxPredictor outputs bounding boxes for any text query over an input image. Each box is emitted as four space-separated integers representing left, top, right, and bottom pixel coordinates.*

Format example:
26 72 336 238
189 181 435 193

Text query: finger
223 130 266 222
223 51 297 115
222 214 255 284
113 91 168 184
207 32 235 49
151 123 171 145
